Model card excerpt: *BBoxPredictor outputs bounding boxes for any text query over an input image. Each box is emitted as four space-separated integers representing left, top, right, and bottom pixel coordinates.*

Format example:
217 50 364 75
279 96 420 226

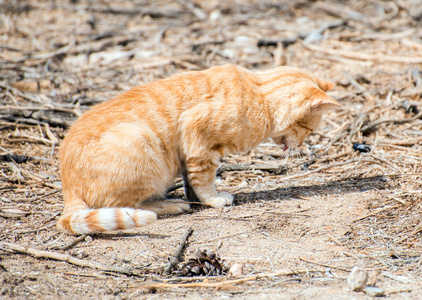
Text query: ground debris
352 143 371 153
347 266 368 291
164 226 193 275
178 250 228 277
0 154 32 163
364 286 385 297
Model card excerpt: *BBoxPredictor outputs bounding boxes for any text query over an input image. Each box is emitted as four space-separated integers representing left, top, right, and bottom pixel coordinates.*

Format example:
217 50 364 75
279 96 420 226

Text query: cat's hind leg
136 199 190 215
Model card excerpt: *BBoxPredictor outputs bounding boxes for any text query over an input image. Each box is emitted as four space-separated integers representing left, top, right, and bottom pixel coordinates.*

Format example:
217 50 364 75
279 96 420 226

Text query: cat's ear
314 77 335 92
311 93 341 110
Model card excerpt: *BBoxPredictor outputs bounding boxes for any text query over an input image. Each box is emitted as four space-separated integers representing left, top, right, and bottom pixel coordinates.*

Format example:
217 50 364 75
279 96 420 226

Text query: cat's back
61 78 180 146
60 65 256 152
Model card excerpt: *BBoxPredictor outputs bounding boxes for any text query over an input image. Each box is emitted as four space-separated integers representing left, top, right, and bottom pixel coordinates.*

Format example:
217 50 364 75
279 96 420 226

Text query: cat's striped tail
57 207 157 235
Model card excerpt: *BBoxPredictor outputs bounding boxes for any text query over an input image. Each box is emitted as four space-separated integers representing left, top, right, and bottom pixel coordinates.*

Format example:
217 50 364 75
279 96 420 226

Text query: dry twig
163 226 194 275
299 257 351 272
146 269 309 289
352 205 402 223
0 241 137 276
56 235 88 251
394 221 422 245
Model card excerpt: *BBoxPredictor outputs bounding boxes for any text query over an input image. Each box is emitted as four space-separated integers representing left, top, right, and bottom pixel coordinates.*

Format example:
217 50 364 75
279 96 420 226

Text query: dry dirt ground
1 0 422 299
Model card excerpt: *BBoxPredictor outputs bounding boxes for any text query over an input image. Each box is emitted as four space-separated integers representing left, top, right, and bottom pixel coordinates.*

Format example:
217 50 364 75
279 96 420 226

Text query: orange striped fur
58 65 339 235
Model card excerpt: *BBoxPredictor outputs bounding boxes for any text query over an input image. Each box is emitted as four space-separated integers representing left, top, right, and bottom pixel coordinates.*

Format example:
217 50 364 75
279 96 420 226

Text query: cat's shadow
233 175 389 205
166 175 389 212
191 176 390 207
92 232 170 240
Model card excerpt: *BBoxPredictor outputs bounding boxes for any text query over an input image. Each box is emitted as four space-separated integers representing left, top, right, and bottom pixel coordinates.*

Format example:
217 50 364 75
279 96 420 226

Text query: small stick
0 241 136 276
360 112 422 134
58 271 108 280
299 257 350 272
0 263 6 272
165 181 184 193
378 136 422 147
175 0 207 20
342 70 366 93
351 205 401 223
13 42 75 63
0 105 81 117
163 226 193 275
14 222 57 235
216 163 288 176
268 158 361 184
29 190 62 203
192 227 255 245
382 173 422 177
394 221 422 245
147 269 311 289
56 235 88 251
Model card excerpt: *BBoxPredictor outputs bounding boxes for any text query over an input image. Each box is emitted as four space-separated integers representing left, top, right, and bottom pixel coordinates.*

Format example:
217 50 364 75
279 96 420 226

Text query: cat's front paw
205 192 233 208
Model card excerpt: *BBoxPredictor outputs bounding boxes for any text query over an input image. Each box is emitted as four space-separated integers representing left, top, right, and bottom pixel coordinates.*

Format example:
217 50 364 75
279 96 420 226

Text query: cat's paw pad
206 192 234 208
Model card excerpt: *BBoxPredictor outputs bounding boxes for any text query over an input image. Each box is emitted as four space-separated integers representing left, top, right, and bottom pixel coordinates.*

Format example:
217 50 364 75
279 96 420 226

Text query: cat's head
256 67 340 151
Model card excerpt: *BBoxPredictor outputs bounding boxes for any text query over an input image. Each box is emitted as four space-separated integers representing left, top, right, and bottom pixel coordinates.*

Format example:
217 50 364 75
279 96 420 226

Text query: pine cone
178 250 227 277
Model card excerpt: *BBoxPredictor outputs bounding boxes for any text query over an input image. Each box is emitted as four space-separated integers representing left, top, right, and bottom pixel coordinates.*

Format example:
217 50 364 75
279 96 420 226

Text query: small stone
209 10 222 24
367 270 380 286
39 79 52 90
63 54 88 68
85 235 93 243
347 266 368 291
13 81 38 93
364 286 385 297
221 49 237 59
70 249 88 259
228 263 244 277
409 6 422 20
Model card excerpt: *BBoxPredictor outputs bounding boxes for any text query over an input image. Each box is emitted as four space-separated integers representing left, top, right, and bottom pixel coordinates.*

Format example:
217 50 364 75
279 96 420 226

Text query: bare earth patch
1 0 421 298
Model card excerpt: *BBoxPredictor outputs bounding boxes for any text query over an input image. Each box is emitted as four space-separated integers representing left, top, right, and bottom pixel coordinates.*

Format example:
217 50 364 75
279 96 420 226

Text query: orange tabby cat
58 64 339 235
